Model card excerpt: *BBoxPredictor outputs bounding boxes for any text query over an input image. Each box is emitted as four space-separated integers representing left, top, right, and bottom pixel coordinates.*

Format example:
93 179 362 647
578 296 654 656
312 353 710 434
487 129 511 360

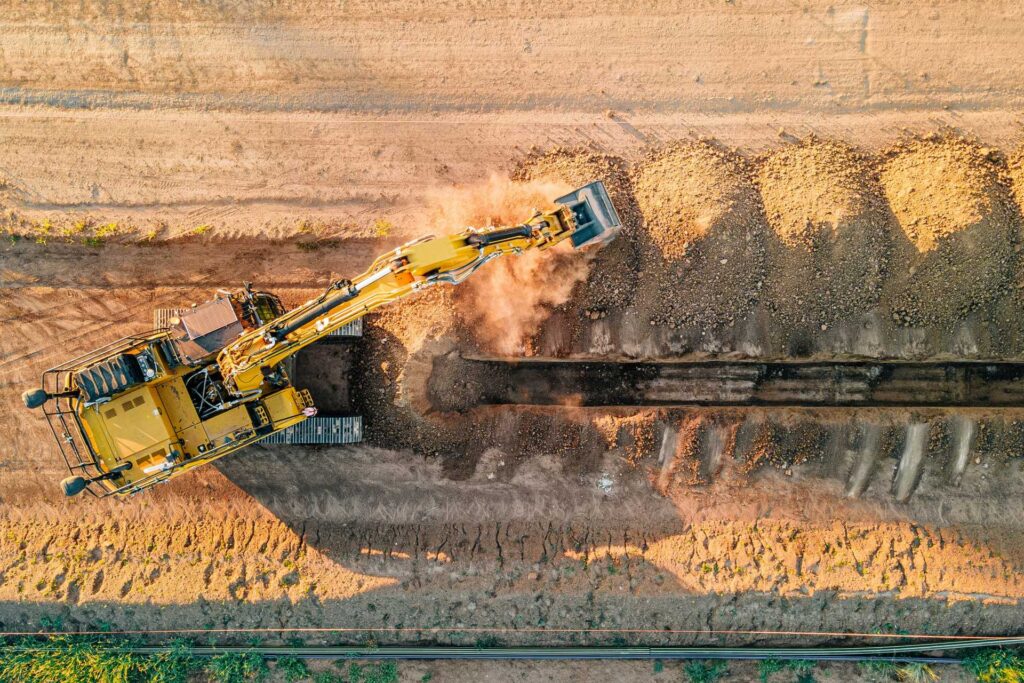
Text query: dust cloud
425 175 592 356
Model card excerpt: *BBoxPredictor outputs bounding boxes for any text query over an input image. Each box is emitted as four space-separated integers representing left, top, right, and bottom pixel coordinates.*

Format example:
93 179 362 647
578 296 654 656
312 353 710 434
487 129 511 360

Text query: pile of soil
1008 146 1024 209
755 140 892 329
630 141 767 331
633 141 760 261
883 137 1002 252
879 135 1020 327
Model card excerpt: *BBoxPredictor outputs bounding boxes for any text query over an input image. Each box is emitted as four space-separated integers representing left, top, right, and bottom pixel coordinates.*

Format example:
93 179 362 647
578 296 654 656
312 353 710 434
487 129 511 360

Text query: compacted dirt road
3 2 1024 675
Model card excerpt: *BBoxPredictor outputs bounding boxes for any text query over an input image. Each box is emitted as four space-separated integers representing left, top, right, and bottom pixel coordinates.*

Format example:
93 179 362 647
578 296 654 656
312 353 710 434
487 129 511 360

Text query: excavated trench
431 354 1024 410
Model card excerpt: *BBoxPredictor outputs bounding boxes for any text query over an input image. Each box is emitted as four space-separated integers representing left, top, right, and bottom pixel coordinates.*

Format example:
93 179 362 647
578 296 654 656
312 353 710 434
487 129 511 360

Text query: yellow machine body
27 182 621 497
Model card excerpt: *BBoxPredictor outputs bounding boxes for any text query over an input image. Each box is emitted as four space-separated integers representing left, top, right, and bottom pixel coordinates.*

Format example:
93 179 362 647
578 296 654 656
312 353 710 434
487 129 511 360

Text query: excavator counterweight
23 182 621 497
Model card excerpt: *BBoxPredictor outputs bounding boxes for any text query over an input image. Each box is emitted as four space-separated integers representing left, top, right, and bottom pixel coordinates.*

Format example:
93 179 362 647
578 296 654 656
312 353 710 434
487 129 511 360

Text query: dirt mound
1009 147 1024 208
758 140 882 247
633 142 758 261
630 141 767 332
756 140 892 329
879 136 1020 327
882 136 1004 252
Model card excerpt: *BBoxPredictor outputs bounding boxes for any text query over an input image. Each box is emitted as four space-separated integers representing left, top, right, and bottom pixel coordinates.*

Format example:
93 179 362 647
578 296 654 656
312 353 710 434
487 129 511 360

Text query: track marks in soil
1 514 1020 624
0 513 396 607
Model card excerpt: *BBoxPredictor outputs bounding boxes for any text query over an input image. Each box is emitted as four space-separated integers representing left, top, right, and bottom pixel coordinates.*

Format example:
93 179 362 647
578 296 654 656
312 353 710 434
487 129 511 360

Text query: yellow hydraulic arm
218 181 622 395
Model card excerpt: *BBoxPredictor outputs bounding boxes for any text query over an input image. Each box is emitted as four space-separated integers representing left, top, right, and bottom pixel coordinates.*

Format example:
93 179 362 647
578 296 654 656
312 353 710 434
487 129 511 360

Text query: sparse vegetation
964 648 1024 683
147 640 204 683
759 657 785 681
372 218 393 238
683 660 729 683
894 662 938 682
276 655 311 681
208 649 269 683
790 659 816 682
0 637 138 682
95 222 121 238
0 637 200 683
62 219 91 238
340 661 399 683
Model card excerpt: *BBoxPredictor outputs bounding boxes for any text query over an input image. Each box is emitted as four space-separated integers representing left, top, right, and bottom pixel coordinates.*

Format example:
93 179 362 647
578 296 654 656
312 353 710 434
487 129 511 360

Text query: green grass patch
964 648 1024 682
683 660 729 683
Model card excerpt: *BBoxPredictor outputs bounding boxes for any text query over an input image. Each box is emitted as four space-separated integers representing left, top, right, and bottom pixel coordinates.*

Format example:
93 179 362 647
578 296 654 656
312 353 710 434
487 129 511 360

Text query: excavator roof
172 297 243 363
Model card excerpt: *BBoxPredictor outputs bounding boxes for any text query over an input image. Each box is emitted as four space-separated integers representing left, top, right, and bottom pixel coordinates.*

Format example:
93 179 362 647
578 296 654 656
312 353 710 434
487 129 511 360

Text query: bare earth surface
3 1 1024 680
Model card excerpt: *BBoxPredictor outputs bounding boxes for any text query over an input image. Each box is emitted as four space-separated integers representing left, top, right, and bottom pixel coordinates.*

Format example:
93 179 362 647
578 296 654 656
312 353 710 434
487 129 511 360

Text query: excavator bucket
555 181 622 249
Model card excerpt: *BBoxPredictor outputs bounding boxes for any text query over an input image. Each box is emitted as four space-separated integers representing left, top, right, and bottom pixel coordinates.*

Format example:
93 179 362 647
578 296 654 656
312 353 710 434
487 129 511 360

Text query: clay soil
5 2 1024 681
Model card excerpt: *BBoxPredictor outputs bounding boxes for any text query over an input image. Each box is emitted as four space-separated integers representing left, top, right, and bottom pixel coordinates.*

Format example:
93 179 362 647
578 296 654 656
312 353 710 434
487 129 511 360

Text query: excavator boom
219 181 621 394
23 182 621 497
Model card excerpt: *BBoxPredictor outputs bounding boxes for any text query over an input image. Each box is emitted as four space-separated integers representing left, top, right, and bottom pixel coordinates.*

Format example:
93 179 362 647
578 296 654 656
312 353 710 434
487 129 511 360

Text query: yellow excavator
23 182 621 497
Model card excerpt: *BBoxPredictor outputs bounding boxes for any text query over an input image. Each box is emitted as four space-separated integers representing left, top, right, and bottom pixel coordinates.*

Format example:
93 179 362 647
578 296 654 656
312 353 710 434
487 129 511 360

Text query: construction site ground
3 1 1024 679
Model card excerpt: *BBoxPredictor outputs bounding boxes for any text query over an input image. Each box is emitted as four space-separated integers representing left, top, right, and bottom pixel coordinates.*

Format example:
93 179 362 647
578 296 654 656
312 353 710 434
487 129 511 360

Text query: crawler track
439 356 1024 409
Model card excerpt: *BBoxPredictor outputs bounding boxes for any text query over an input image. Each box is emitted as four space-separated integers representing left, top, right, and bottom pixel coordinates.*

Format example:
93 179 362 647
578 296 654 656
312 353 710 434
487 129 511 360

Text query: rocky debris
354 135 1024 480
513 147 643 313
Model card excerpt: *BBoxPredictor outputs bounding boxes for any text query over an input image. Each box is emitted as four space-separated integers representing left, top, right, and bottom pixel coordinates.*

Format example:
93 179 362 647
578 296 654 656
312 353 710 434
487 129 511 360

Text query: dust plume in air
425 175 593 356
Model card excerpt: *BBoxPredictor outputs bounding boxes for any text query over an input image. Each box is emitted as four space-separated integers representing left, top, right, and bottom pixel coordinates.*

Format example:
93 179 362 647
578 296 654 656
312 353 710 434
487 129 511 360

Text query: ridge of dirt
1 510 1021 639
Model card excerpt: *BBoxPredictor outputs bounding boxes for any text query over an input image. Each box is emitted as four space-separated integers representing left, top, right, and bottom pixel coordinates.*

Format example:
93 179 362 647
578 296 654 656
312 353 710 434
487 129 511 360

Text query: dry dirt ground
4 1 1024 680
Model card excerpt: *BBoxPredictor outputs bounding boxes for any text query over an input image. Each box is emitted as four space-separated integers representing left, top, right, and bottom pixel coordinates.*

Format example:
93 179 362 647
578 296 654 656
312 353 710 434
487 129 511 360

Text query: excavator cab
556 181 622 249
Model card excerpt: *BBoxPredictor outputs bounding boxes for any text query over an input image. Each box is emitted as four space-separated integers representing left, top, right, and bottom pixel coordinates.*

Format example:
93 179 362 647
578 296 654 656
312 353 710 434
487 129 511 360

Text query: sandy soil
3 0 1024 666
1 1 1024 240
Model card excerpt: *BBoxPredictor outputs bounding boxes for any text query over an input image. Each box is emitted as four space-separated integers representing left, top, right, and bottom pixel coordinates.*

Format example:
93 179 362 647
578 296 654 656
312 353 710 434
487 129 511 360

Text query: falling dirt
513 147 644 316
425 175 593 356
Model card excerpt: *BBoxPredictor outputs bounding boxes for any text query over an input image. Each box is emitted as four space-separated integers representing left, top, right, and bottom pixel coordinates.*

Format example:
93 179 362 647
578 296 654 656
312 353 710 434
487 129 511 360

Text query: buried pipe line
437 355 1024 409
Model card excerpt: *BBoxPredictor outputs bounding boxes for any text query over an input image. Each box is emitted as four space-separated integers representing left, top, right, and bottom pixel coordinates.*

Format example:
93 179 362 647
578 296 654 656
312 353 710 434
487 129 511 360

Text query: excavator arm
217 181 622 395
